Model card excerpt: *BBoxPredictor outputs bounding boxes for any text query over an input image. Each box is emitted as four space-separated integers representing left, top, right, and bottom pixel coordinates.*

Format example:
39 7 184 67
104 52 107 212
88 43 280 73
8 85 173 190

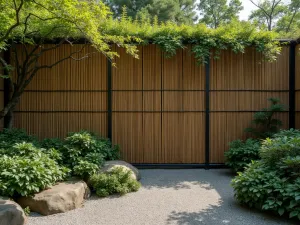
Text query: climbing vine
101 13 282 63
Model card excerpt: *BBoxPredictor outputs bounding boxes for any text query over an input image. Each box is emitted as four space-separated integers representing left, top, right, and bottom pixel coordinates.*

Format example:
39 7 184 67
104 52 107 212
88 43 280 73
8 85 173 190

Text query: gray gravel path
28 169 297 225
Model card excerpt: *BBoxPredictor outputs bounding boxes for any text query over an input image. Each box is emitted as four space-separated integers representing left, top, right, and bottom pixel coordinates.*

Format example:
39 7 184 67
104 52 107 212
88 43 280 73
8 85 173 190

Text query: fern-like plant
245 98 286 138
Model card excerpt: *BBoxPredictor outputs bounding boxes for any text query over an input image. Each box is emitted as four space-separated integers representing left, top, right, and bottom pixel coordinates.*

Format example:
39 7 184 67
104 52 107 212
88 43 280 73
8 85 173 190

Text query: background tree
248 0 287 31
197 0 243 28
276 0 300 34
105 0 198 24
0 0 138 127
103 0 150 19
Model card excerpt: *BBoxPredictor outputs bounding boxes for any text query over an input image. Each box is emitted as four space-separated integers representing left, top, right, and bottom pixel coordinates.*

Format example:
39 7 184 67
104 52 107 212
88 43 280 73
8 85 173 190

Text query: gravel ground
28 169 297 225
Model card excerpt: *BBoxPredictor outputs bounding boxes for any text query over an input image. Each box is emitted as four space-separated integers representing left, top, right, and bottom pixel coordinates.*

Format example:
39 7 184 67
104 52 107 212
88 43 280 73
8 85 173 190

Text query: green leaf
278 208 285 216
289 211 298 218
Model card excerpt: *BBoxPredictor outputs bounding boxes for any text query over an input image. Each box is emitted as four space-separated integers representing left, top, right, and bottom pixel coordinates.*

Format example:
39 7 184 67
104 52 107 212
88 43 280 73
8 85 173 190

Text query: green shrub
273 129 300 138
0 143 69 197
0 142 40 157
232 134 300 220
73 160 99 180
260 136 300 168
60 131 120 179
232 162 300 220
61 131 105 169
40 138 64 151
224 139 261 172
89 167 141 197
232 161 282 207
245 98 286 138
0 128 39 149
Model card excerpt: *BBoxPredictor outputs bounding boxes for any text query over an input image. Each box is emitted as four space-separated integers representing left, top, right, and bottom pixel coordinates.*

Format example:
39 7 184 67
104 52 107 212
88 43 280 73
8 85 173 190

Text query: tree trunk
1 94 21 129
4 109 14 129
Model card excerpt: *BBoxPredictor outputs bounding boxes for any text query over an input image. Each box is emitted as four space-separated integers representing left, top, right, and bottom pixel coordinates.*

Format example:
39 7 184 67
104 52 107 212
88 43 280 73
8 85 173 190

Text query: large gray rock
0 197 27 225
17 181 90 216
101 160 141 180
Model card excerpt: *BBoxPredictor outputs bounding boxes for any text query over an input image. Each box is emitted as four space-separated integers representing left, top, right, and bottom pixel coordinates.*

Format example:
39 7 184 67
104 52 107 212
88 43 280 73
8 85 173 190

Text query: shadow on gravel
166 205 298 225
141 169 296 225
140 169 232 190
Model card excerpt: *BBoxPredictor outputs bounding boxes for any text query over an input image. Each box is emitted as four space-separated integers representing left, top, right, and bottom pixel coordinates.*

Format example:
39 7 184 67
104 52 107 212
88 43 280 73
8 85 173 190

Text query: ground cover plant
232 129 300 221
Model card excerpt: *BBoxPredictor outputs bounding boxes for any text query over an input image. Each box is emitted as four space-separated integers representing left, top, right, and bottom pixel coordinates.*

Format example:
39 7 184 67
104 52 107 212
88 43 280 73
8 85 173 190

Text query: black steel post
107 59 112 140
289 43 296 129
3 48 11 128
205 58 210 169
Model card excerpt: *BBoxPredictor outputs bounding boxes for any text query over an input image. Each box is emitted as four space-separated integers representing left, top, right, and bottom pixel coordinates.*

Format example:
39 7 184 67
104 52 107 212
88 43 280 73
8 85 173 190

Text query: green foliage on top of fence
102 13 282 63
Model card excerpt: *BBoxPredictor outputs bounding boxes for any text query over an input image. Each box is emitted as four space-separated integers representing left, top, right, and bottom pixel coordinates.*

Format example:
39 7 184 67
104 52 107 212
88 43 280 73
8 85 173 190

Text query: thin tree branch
249 0 271 17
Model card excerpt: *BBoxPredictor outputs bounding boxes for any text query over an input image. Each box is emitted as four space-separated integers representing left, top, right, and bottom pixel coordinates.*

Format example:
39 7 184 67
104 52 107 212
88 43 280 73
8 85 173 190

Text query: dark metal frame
3 49 11 128
289 43 296 129
205 58 210 169
107 59 112 140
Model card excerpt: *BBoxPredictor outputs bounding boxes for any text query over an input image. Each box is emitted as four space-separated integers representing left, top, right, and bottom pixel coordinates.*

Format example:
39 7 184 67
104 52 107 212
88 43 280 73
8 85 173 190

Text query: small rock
101 160 141 180
0 197 27 225
17 181 90 216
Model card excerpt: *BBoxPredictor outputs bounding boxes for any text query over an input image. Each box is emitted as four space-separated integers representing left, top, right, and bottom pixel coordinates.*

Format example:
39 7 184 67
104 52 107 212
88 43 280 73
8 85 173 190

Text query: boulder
0 197 27 225
17 181 90 216
101 160 141 180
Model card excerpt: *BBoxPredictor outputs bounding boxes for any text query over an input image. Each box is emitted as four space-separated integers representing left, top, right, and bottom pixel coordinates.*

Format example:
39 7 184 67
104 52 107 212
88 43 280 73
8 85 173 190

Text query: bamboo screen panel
210 47 290 163
112 45 206 163
8 43 292 164
296 44 300 128
14 44 108 139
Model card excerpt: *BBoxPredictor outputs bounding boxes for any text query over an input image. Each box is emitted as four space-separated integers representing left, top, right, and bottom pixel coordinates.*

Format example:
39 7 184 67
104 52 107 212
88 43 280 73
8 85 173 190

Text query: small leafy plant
245 98 286 138
225 139 261 172
23 206 31 216
89 167 141 197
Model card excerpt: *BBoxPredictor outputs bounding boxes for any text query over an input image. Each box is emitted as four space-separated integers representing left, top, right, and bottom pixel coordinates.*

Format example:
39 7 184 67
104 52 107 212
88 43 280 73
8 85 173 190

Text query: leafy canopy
198 0 243 28
0 0 139 59
104 0 198 24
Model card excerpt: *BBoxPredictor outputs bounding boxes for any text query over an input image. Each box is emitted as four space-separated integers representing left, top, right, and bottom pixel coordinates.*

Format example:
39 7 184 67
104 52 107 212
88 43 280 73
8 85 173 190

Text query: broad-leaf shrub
232 134 300 220
225 139 261 172
0 128 38 149
73 160 99 180
260 136 300 167
40 138 64 151
61 131 120 178
0 143 68 197
273 129 300 138
89 167 141 197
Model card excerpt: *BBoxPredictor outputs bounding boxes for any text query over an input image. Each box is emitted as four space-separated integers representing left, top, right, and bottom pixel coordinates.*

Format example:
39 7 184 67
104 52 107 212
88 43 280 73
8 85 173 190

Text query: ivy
102 15 282 63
